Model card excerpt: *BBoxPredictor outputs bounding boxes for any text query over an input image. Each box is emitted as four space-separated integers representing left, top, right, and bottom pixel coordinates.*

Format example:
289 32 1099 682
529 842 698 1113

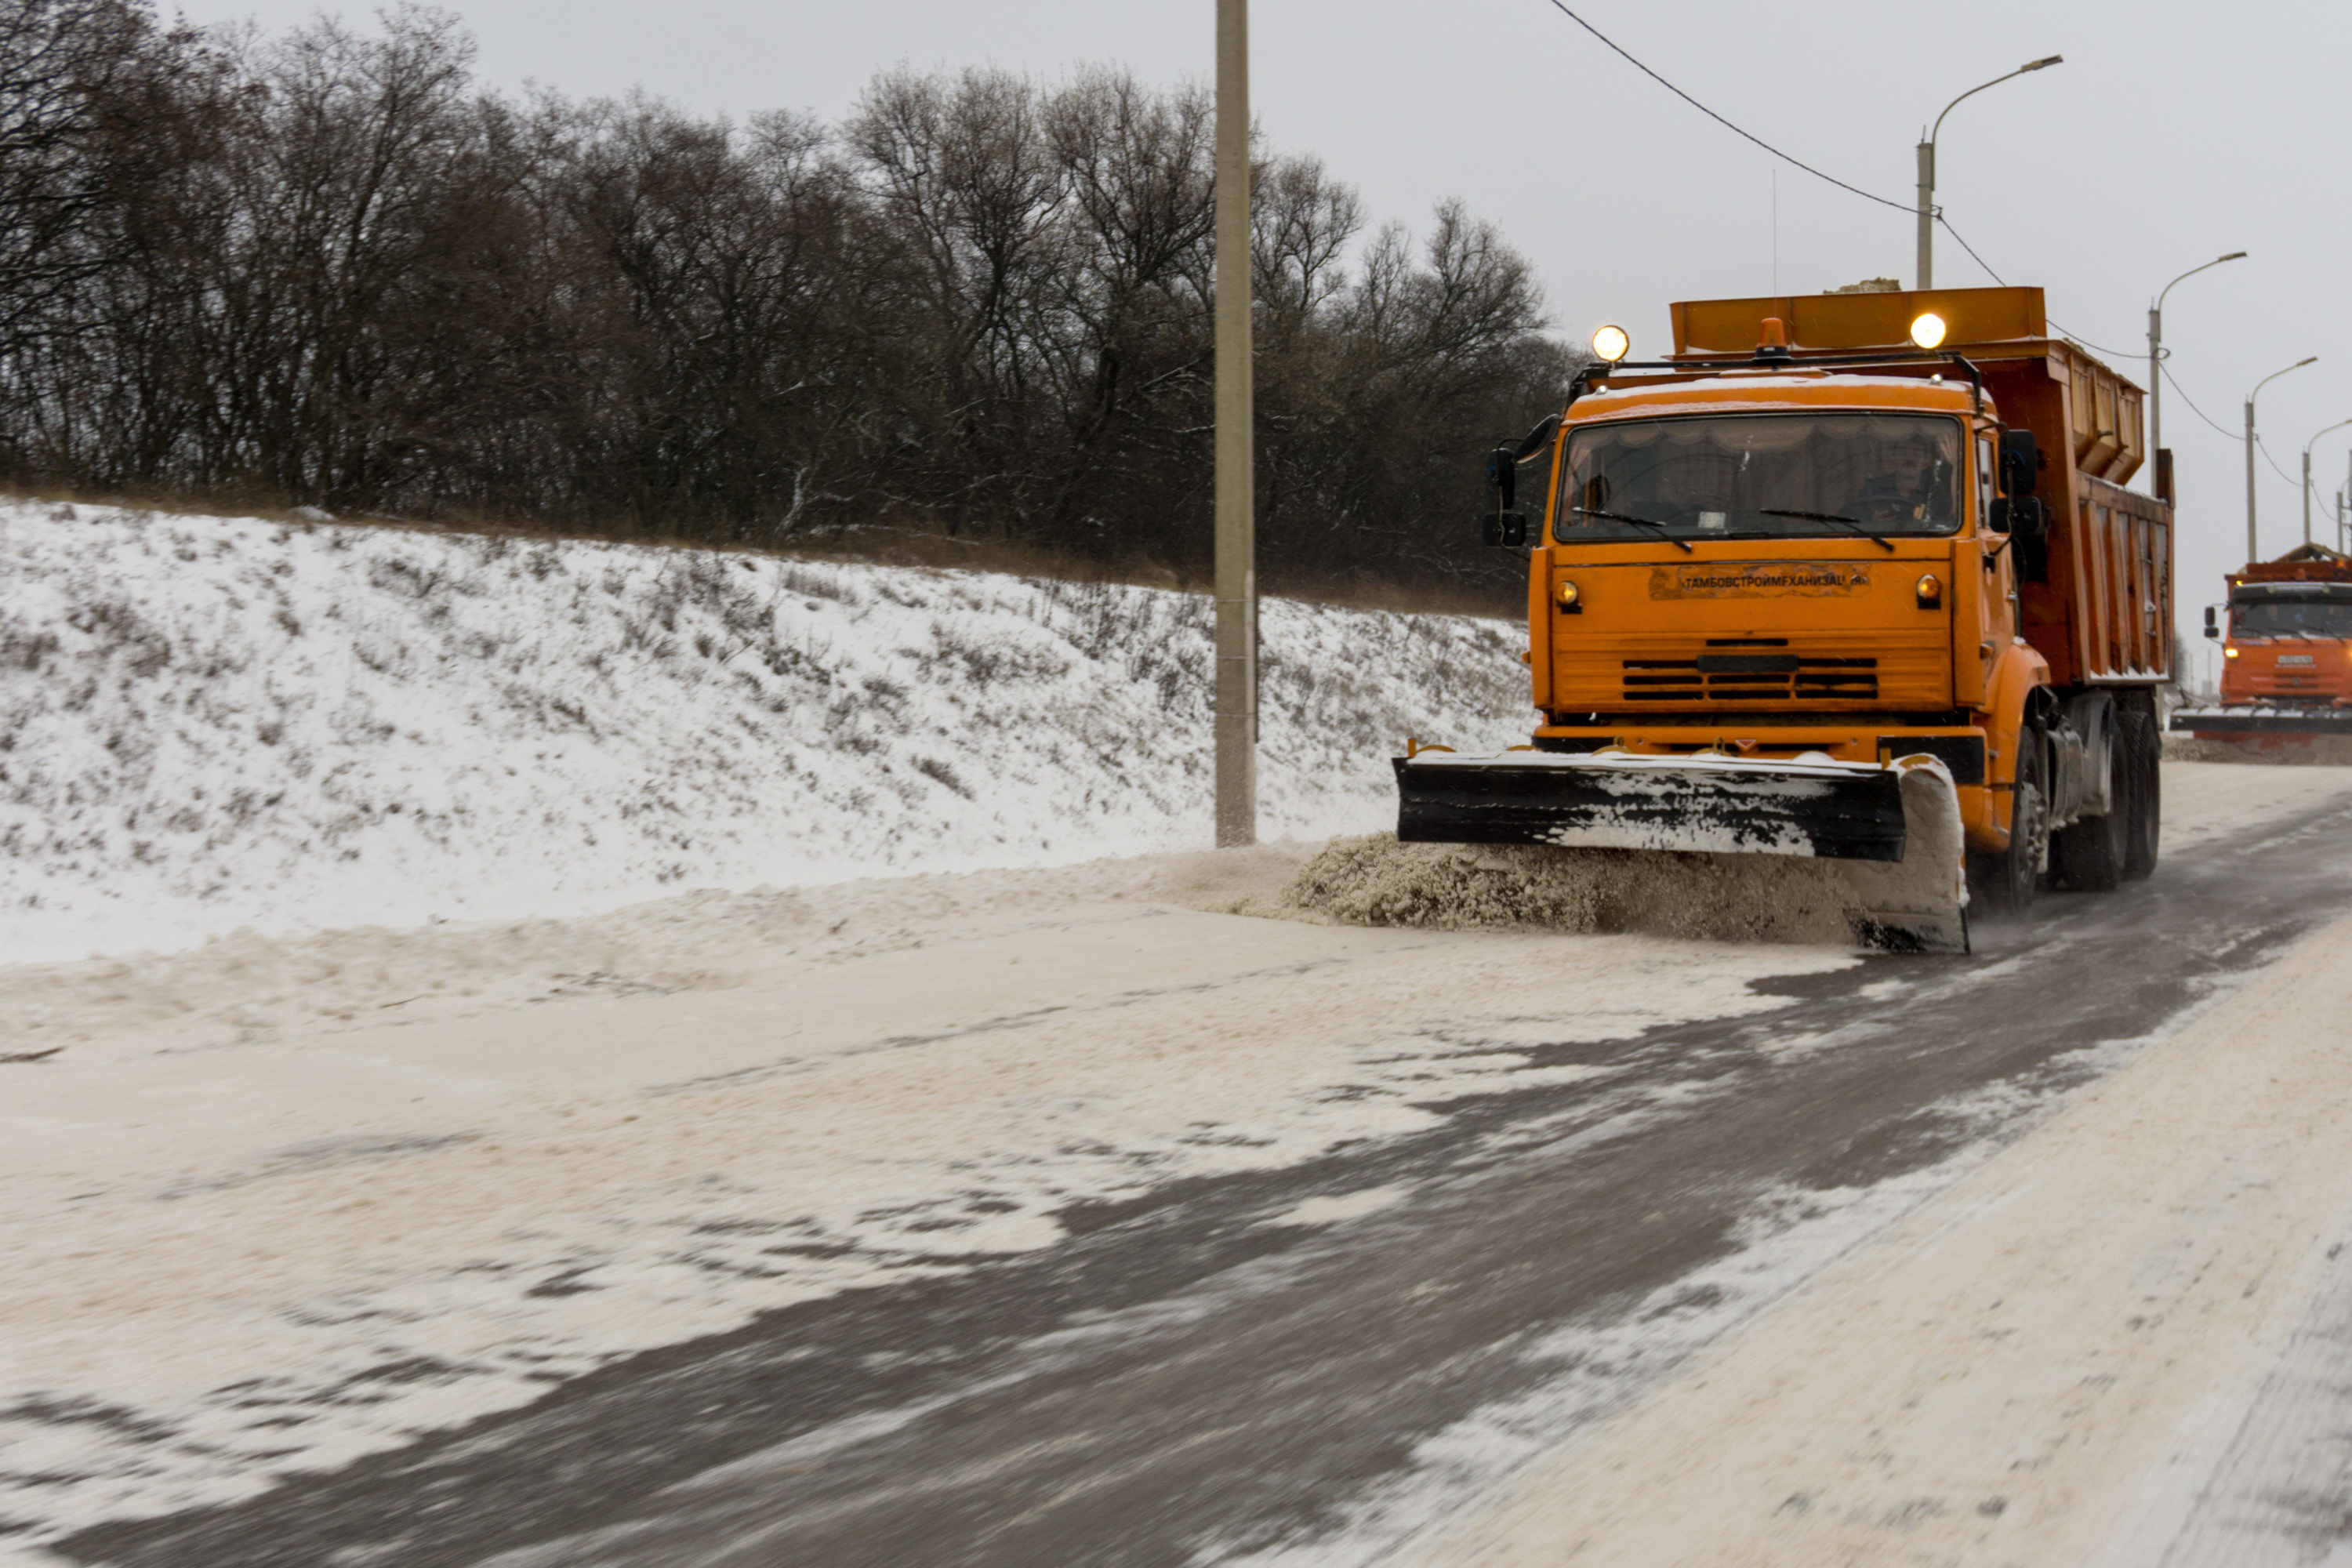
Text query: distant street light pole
1213 0 1254 847
2246 357 2318 563
1915 56 2062 290
2147 252 2247 464
2302 418 2352 546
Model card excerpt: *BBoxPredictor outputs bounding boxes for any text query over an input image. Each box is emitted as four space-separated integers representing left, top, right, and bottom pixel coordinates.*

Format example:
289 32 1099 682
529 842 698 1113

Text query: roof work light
1909 313 1948 350
1591 325 1631 362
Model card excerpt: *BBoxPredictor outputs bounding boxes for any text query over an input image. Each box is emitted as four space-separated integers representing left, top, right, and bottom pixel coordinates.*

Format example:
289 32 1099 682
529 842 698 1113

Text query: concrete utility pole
1915 56 2061 290
2246 357 2318 563
1213 0 1254 847
2148 252 2246 465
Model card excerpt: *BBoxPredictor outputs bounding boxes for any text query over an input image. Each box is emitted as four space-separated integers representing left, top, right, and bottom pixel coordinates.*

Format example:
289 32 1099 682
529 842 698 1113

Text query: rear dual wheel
2051 758 2129 891
2052 699 2161 890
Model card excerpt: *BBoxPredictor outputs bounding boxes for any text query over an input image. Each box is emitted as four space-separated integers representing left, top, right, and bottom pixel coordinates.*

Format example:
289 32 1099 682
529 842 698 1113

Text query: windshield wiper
1571 506 1695 553
1759 508 1897 553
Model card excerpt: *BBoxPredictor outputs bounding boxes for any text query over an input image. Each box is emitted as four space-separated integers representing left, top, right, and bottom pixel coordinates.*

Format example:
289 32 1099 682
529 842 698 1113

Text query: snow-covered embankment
0 501 1529 961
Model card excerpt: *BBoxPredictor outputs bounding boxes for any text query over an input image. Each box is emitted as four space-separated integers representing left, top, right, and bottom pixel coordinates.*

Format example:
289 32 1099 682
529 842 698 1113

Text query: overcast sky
172 0 2352 665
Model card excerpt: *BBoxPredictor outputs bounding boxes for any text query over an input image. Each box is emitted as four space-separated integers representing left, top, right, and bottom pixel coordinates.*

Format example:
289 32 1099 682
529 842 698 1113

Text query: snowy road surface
8 761 2352 1566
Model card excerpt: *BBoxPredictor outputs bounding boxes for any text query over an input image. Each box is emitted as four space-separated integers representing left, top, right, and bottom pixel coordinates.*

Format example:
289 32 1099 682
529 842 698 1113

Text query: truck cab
2220 582 2352 706
1530 372 2027 850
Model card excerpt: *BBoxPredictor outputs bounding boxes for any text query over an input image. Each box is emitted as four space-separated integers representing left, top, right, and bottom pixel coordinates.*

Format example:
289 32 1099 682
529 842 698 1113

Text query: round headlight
1590 325 1631 363
1909 312 1947 350
1555 579 1581 609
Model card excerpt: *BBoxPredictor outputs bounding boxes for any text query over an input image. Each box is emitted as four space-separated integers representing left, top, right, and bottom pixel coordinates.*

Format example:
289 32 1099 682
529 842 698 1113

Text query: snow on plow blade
1392 750 1969 952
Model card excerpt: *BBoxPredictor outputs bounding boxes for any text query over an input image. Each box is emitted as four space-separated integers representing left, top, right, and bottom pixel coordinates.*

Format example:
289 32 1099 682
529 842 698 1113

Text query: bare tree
0 0 154 354
0 24 1568 609
848 66 1071 535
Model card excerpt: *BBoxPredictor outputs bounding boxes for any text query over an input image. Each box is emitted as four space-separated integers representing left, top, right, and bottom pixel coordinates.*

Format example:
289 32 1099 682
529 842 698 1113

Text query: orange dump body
1527 285 2171 855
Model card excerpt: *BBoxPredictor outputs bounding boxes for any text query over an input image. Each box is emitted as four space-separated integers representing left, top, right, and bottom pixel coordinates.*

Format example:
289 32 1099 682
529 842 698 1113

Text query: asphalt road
55 789 2352 1568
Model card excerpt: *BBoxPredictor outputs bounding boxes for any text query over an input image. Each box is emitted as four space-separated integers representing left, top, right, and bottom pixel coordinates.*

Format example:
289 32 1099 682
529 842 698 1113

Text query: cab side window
1976 436 1995 526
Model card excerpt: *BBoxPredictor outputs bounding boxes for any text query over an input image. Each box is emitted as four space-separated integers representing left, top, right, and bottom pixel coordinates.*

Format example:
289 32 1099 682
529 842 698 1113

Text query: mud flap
1392 750 1968 953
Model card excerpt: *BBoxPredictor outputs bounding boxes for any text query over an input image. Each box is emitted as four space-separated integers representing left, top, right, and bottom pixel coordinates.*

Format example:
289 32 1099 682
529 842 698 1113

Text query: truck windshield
1556 412 1964 543
2233 598 2352 637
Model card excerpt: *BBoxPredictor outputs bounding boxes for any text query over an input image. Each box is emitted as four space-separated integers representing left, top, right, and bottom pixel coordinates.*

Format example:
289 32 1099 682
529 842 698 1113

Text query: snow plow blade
1392 750 1968 952
2169 706 2352 737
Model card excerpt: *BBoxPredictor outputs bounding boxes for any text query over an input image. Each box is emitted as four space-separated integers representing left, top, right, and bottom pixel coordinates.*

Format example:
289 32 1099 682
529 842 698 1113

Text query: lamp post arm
2157 251 2248 314
1929 56 2063 147
1930 71 2023 148
2254 358 2319 405
2303 418 2352 463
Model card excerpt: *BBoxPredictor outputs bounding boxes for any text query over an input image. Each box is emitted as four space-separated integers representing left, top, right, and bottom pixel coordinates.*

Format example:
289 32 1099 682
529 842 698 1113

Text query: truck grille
1623 654 1878 703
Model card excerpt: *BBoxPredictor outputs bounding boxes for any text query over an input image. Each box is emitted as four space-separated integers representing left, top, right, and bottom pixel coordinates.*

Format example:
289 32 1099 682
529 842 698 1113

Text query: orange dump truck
1397 285 2169 946
2171 545 2352 741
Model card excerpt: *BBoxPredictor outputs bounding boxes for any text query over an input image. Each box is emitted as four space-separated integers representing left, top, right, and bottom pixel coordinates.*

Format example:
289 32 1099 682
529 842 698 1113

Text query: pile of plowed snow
1283 764 1969 949
1284 837 1860 943
0 501 1528 961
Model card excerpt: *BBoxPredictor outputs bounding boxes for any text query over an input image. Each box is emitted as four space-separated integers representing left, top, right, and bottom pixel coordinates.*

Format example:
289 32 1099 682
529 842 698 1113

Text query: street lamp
2246 357 2318 563
1916 56 2063 290
2148 252 2247 468
2302 418 2352 547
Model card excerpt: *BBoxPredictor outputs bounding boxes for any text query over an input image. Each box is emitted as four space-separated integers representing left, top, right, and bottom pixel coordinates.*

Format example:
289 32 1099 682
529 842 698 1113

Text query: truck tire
1973 723 2049 915
2051 753 2129 891
2121 703 2161 880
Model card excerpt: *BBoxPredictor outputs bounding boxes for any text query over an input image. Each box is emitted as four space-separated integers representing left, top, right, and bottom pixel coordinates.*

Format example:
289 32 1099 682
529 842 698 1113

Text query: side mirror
1482 443 1526 547
1999 429 2040 497
1484 445 1517 512
2204 605 2220 640
1985 495 2047 538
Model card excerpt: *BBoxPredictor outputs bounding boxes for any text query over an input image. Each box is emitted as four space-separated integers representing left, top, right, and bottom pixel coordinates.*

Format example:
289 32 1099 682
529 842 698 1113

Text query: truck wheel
2121 705 2161 880
2051 755 2128 891
1973 724 2049 915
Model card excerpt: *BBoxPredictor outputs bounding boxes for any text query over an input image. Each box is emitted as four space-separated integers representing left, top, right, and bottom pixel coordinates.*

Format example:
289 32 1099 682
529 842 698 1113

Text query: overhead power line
1537 6 2058 331
1936 216 2006 285
2161 367 2318 494
1537 4 2165 385
2048 322 2145 361
1937 216 2147 364
1537 2 1912 215
2160 362 2241 441
2256 434 2305 490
